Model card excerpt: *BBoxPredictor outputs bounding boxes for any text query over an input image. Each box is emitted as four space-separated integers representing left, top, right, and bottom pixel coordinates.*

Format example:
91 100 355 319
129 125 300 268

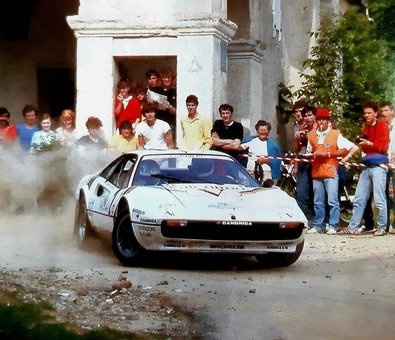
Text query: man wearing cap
306 108 351 234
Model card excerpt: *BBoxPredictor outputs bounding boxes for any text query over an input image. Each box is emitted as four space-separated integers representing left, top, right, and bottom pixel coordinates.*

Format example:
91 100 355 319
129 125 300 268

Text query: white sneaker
307 227 319 234
373 228 386 236
355 225 366 235
326 229 337 235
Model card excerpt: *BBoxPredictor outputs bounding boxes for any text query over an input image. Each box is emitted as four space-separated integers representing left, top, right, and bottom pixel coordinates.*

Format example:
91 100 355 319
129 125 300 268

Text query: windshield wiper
151 173 194 183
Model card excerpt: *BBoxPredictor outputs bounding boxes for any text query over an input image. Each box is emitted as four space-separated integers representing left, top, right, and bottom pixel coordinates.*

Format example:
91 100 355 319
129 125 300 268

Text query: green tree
369 0 395 53
295 5 395 138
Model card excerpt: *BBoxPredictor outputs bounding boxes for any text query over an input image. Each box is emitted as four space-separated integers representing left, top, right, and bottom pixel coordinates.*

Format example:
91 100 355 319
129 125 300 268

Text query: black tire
74 196 94 249
112 210 144 266
255 240 304 267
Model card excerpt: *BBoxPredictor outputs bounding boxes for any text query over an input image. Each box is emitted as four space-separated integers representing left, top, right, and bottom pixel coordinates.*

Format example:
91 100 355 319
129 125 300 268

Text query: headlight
279 222 304 229
163 220 188 227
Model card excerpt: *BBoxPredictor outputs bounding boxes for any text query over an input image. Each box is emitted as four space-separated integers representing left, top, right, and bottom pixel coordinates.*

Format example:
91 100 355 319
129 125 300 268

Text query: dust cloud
0 144 114 269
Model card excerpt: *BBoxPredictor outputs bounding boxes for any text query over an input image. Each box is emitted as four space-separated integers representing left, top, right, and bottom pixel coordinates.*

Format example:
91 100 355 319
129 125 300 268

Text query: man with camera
294 105 318 225
339 102 389 236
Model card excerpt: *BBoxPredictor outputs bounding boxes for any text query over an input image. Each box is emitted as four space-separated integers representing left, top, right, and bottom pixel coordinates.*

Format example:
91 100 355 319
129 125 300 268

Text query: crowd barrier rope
239 153 395 170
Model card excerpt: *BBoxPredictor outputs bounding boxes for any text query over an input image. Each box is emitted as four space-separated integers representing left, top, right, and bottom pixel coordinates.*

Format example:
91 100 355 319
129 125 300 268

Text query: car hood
128 184 306 223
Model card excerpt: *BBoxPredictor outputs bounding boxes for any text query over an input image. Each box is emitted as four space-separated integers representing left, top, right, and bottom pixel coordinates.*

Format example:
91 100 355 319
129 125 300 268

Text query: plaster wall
77 0 227 21
227 0 283 141
68 0 236 140
0 0 348 151
282 0 321 89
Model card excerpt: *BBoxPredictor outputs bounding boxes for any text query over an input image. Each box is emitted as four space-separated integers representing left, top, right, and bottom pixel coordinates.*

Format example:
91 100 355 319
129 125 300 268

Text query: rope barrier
239 153 395 169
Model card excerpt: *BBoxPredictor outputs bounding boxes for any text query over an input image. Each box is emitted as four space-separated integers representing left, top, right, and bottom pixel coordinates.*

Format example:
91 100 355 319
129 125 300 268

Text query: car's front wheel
112 210 144 266
255 240 304 267
74 196 94 249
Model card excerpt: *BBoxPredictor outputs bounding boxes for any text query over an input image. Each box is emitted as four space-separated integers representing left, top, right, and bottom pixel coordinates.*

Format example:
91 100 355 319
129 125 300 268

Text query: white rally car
74 150 307 267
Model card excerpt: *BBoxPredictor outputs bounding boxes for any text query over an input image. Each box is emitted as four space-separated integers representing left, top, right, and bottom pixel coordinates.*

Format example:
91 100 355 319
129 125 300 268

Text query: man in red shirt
339 102 389 236
0 107 17 146
114 79 141 129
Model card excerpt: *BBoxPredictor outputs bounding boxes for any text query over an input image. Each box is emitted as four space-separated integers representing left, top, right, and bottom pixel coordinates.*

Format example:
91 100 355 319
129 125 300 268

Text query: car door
88 155 137 231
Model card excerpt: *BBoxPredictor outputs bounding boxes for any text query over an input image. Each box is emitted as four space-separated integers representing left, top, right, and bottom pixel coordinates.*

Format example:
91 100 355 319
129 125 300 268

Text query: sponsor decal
221 221 252 226
140 218 158 223
140 232 152 238
164 243 186 248
210 245 245 250
99 197 110 210
208 202 234 209
132 208 145 215
139 226 156 232
267 245 289 250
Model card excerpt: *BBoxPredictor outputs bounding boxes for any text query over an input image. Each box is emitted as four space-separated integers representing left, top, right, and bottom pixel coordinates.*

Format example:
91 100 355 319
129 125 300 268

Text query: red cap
316 107 330 119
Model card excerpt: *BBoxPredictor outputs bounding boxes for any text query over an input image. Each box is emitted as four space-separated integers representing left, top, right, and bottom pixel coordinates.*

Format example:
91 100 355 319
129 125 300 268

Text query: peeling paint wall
0 0 348 150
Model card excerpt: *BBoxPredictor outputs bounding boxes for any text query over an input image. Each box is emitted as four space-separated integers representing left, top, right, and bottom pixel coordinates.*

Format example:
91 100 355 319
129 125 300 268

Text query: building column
74 37 115 139
176 19 236 144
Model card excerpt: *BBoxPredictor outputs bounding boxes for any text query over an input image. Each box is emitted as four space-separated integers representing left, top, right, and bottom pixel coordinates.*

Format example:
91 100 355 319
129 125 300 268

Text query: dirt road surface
1 199 395 339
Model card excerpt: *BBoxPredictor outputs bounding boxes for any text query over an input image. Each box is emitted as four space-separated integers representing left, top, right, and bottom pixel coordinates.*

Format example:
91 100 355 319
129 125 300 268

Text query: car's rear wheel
74 196 93 249
255 240 304 267
112 210 144 266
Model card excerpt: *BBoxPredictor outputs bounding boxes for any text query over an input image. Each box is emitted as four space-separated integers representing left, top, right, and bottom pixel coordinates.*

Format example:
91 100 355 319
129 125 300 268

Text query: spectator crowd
0 67 394 235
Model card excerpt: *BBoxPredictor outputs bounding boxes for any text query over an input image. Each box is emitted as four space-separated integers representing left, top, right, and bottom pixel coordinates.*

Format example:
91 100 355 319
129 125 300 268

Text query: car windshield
132 154 260 187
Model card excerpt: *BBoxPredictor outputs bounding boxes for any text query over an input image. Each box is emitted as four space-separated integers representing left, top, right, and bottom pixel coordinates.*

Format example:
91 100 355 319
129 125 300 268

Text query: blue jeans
296 163 314 221
348 166 388 230
313 173 339 232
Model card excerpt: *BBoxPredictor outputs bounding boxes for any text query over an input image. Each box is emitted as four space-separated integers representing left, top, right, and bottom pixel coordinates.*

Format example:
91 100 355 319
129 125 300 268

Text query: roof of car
124 149 232 157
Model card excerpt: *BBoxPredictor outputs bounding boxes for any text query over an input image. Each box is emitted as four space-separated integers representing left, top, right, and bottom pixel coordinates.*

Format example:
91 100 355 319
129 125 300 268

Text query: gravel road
1 198 395 339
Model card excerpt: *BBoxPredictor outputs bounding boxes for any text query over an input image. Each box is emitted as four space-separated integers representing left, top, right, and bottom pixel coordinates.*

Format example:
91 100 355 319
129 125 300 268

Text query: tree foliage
369 0 395 53
295 4 395 138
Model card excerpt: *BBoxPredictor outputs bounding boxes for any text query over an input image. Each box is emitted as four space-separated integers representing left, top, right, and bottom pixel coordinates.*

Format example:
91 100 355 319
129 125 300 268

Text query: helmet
136 159 160 185
189 158 215 177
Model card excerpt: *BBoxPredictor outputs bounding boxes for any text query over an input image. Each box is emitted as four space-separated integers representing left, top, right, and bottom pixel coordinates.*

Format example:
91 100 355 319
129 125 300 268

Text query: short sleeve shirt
135 119 171 150
240 137 271 172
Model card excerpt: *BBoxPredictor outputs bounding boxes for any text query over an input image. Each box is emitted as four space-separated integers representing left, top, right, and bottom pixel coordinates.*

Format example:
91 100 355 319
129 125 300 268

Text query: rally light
279 222 303 229
164 220 188 227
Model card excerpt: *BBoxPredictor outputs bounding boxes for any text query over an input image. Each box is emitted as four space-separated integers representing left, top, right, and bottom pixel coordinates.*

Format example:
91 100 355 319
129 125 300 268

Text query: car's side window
120 160 136 188
104 156 136 188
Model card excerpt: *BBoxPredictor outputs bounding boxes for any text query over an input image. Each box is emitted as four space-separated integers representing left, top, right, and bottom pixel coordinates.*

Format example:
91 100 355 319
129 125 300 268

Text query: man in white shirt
379 101 395 159
135 102 174 150
379 100 395 233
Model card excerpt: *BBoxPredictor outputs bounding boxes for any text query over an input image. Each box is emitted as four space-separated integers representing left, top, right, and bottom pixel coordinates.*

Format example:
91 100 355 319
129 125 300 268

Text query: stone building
0 0 350 149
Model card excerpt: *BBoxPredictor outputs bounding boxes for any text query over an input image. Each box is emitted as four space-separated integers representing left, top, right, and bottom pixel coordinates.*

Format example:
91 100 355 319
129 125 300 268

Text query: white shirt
306 127 356 153
56 127 77 146
240 137 271 172
388 119 395 160
135 119 171 150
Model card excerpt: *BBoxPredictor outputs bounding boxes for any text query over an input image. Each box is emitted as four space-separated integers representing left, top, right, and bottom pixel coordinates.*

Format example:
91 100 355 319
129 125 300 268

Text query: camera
355 134 368 144
299 130 308 138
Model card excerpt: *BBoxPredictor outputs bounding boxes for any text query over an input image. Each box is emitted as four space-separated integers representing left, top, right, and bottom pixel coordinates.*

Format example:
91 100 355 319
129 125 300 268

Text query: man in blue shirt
16 105 39 152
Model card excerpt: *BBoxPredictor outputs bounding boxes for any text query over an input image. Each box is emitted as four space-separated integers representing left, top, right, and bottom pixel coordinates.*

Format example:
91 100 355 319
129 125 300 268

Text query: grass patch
0 290 165 340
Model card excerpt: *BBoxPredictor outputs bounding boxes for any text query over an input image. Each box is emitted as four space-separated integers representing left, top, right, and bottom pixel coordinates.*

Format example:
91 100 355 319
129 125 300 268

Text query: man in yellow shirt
180 95 212 150
108 120 139 155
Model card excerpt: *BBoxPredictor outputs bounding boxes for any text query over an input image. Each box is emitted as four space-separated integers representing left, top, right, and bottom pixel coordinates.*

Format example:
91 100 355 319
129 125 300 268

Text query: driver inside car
135 159 161 186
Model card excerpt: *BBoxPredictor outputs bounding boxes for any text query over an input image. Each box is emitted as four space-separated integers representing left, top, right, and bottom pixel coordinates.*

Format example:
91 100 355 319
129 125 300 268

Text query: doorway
37 67 76 119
